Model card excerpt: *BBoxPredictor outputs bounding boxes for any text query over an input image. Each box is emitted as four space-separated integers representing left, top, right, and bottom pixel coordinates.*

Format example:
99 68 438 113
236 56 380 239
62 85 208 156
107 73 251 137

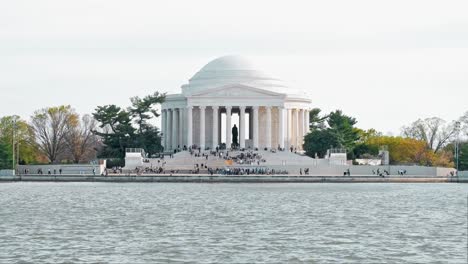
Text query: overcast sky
1 0 467 134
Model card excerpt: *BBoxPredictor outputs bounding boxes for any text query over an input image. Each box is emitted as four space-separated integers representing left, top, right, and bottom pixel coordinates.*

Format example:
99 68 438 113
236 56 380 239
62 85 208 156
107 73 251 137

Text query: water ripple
0 182 467 263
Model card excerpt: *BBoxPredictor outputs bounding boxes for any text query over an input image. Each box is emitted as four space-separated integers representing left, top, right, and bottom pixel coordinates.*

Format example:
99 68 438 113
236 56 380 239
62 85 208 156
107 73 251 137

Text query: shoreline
0 174 462 183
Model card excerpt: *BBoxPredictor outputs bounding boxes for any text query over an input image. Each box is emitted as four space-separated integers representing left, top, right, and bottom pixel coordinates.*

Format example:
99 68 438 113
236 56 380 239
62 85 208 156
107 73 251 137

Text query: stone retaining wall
0 174 453 183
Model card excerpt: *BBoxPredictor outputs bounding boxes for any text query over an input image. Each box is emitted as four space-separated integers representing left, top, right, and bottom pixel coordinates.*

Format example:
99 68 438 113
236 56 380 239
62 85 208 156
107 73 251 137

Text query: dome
197 55 256 72
189 55 271 81
183 55 289 95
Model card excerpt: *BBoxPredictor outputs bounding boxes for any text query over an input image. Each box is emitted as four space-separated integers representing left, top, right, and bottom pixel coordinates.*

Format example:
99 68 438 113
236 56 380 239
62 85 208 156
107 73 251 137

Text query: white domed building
161 55 312 151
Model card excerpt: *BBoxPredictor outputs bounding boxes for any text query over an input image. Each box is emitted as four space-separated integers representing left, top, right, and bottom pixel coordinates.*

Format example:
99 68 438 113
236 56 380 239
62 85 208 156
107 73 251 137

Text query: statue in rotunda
232 124 238 147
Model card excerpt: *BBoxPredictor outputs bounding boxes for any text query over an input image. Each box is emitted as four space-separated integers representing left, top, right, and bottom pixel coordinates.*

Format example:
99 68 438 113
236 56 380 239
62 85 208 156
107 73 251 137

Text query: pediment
190 84 284 98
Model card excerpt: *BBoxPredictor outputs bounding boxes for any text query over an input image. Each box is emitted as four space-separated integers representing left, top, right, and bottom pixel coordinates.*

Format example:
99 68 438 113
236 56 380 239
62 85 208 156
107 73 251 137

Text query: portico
161 56 311 151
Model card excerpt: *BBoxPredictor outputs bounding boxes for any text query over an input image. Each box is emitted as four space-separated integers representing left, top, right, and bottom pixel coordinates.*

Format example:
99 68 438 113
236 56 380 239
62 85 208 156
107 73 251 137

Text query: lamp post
16 141 20 169
455 121 461 177
12 118 16 173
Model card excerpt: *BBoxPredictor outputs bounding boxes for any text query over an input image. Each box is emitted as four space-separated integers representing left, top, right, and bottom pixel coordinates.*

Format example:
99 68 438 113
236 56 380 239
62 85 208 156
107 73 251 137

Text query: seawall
0 174 459 183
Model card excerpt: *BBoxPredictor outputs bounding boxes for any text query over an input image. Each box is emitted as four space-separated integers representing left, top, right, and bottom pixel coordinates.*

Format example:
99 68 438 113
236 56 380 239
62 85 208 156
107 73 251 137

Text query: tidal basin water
0 183 467 263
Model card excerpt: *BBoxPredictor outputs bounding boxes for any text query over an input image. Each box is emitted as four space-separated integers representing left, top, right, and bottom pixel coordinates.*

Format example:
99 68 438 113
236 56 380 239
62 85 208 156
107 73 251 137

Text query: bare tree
64 114 101 163
402 117 461 153
460 111 468 137
30 105 76 163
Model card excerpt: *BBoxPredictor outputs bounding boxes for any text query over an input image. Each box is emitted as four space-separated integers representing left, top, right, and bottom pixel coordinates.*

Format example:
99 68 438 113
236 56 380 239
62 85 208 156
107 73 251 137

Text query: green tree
304 129 339 158
128 92 165 155
93 92 165 159
0 141 12 169
458 142 468 171
327 110 360 149
128 92 165 133
303 110 359 158
447 141 468 171
308 108 328 131
0 116 40 165
93 105 134 158
353 143 379 158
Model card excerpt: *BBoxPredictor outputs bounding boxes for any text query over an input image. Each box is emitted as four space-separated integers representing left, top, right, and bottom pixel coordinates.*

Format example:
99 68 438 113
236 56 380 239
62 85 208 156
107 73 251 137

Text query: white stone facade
161 55 312 151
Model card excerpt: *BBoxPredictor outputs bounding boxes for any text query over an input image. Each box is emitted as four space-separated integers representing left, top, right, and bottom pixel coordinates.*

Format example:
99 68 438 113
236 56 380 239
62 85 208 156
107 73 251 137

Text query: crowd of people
231 151 266 165
372 168 390 177
215 167 289 175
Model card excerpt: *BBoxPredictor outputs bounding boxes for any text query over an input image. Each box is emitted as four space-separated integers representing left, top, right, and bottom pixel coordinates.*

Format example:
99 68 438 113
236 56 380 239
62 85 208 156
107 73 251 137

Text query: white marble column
304 109 309 135
226 106 232 148
167 109 173 150
287 108 292 150
298 109 304 150
187 106 193 147
161 109 167 150
278 107 285 149
266 106 272 149
179 108 184 148
199 106 206 150
172 108 178 150
292 109 298 150
212 106 219 150
297 109 302 149
239 106 246 149
253 106 259 149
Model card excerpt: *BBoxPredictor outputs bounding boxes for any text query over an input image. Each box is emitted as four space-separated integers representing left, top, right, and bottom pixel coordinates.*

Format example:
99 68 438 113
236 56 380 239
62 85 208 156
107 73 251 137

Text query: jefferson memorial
161 55 312 151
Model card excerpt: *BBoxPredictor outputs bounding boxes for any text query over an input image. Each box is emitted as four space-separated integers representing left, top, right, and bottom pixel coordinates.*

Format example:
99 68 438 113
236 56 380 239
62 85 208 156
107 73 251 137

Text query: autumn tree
30 105 76 163
364 136 453 167
64 114 100 163
402 117 460 153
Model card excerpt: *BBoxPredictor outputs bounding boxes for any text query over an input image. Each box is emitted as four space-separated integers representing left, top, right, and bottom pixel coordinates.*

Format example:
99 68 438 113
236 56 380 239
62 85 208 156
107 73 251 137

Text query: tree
365 135 452 166
304 129 339 158
93 105 134 158
64 114 100 163
353 143 379 159
460 111 468 137
30 105 76 163
308 108 328 131
127 92 165 155
446 141 468 171
327 110 360 150
458 142 468 171
303 110 359 158
93 91 165 159
0 141 12 169
0 116 41 165
356 128 382 143
128 92 165 133
402 117 460 153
